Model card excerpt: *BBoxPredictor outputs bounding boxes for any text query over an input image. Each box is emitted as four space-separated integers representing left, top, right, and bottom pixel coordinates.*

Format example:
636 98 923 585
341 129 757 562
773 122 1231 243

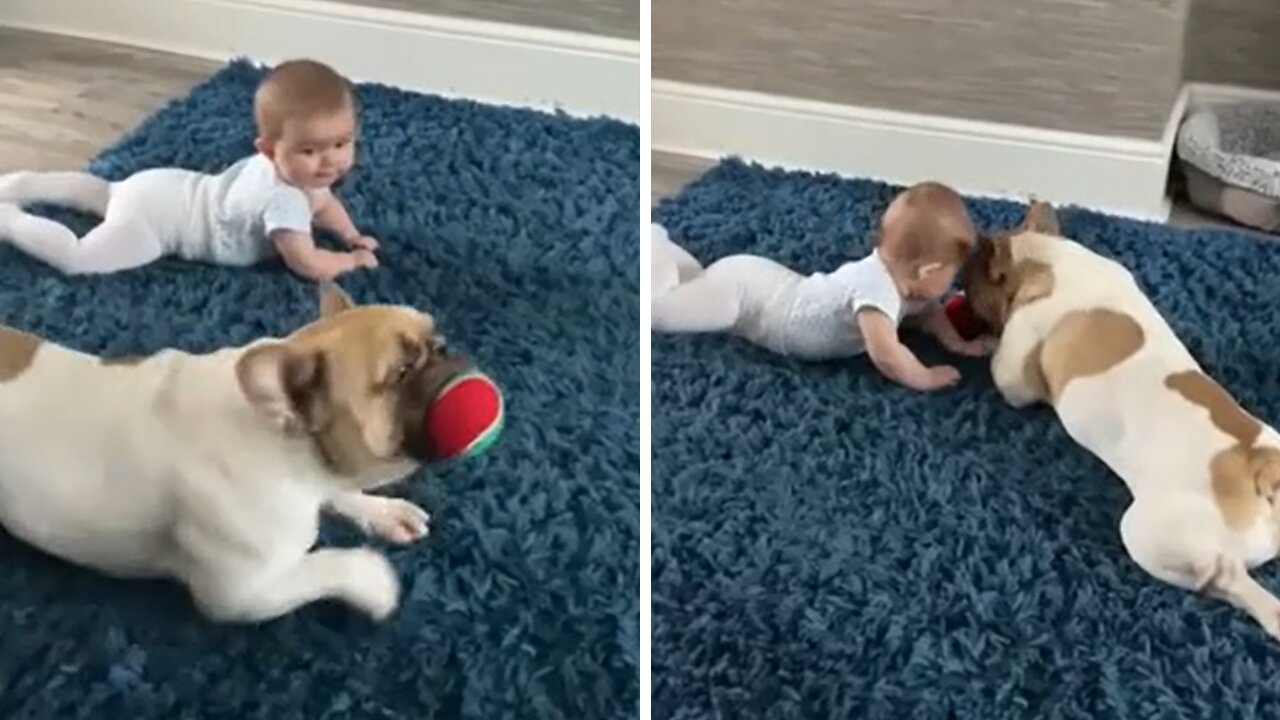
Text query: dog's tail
0 171 111 216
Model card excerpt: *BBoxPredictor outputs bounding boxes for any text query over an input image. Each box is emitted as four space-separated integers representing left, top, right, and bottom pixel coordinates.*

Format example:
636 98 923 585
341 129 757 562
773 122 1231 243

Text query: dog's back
0 328 181 572
0 327 217 575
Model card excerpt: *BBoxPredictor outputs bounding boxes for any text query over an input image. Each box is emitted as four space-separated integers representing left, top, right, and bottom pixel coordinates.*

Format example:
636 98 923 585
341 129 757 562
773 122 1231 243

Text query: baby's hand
950 336 997 357
347 234 381 251
923 365 961 390
352 248 379 270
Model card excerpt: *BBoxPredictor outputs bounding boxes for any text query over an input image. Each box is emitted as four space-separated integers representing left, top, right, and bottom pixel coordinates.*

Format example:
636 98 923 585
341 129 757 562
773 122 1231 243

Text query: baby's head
876 181 976 300
253 59 357 190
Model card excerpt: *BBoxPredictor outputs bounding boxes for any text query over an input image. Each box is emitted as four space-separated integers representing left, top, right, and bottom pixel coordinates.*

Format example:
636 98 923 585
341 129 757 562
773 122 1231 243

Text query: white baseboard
0 0 640 122
653 80 1176 221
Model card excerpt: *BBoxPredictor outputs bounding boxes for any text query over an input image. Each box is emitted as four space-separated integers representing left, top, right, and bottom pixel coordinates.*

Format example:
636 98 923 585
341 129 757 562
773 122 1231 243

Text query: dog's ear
987 235 1014 283
1019 199 1061 236
236 342 330 435
318 282 356 318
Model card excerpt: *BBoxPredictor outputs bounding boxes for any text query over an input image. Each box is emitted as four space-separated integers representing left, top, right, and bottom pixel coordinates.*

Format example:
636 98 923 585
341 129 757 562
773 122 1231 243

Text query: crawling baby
651 181 993 391
0 59 377 280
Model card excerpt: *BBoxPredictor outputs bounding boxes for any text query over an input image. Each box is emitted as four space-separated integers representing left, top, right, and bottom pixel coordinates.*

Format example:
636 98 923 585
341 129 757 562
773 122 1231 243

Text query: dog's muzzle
399 349 467 462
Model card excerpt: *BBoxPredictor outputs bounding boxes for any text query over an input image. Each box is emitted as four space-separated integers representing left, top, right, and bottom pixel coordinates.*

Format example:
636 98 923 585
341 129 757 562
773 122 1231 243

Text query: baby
0 59 377 281
651 181 992 391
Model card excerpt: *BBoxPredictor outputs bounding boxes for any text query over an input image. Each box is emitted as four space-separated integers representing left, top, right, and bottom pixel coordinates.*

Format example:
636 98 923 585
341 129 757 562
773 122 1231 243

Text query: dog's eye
380 360 417 392
394 362 414 384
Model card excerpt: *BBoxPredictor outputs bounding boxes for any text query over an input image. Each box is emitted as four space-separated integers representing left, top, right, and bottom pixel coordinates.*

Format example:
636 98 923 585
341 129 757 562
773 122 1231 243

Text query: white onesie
0 154 315 274
650 223 924 360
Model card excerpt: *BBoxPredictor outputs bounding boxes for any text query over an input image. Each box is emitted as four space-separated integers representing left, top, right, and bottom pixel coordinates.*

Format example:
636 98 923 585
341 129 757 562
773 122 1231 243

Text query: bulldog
0 283 463 623
962 201 1280 638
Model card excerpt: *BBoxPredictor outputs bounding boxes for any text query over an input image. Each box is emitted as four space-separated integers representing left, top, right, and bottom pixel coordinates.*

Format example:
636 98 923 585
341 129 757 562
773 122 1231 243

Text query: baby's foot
0 203 23 238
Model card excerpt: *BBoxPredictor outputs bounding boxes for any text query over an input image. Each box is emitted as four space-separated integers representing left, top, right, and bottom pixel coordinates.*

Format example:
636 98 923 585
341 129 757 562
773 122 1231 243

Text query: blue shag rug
0 61 638 719
652 159 1280 720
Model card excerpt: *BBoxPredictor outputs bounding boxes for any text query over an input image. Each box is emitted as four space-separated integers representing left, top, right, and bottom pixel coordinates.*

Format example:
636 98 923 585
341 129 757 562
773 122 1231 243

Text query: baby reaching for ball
651 181 994 392
0 59 378 281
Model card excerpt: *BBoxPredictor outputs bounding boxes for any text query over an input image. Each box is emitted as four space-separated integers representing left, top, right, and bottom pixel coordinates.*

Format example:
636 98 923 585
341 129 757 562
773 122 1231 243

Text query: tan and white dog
962 201 1280 638
0 283 463 623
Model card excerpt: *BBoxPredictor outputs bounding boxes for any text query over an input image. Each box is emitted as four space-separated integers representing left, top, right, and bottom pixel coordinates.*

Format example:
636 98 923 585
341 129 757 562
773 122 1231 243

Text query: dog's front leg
327 491 431 544
189 547 400 623
990 311 1048 408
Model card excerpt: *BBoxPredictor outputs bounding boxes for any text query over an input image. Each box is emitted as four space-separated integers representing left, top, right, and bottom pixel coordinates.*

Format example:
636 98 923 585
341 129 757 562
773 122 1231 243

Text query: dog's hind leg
1203 557 1280 640
186 547 401 623
1121 495 1280 639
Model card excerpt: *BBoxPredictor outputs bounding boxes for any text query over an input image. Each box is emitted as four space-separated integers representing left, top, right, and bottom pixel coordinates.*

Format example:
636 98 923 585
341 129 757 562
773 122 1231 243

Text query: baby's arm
273 230 377 282
858 308 960 391
313 190 379 251
914 302 995 357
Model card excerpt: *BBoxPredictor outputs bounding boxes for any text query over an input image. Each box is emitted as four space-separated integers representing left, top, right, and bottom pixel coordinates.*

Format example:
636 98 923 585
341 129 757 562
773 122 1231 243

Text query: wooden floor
652 151 712 203
0 27 216 173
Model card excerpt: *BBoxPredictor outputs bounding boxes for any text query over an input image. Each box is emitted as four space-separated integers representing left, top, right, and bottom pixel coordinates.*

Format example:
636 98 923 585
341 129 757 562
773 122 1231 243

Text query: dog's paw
341 548 400 621
363 497 431 545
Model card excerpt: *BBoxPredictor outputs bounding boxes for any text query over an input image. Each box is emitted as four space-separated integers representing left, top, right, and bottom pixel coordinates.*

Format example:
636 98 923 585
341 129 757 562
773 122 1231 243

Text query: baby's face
268 108 358 189
902 260 959 301
918 262 960 300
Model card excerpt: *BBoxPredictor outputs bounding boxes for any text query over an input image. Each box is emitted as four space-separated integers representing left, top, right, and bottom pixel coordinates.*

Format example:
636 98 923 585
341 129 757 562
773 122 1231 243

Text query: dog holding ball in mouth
0 282 500 623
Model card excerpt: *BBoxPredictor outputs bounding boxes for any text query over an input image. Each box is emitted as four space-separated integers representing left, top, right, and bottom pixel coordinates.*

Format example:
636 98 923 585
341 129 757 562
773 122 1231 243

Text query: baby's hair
254 59 355 141
875 182 975 269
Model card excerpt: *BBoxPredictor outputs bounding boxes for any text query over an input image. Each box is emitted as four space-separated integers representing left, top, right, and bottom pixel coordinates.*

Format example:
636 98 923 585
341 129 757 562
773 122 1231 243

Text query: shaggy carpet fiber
0 62 638 719
652 159 1280 720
